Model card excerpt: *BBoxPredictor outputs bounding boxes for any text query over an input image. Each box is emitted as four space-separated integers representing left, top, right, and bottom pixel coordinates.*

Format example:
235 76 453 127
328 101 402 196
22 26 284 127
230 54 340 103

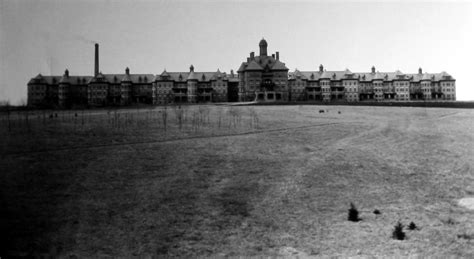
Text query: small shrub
457 233 474 240
348 203 360 222
373 209 381 215
392 221 406 240
408 221 418 230
444 217 457 225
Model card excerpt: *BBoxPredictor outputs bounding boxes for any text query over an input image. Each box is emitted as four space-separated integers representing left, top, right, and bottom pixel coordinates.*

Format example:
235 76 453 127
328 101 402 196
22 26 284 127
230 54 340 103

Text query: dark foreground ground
1 105 473 257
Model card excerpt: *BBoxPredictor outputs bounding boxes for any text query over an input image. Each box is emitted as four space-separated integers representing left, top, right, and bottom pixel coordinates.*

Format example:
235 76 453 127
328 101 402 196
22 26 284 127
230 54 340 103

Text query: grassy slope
0 105 473 257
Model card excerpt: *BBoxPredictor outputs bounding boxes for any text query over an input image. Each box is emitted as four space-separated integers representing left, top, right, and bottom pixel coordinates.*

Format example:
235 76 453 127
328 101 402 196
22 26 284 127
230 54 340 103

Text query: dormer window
144 77 148 82
179 74 183 81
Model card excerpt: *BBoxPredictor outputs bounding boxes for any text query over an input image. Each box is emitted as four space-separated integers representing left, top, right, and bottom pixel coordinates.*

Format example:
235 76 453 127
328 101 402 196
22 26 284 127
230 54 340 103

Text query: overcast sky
1 0 473 104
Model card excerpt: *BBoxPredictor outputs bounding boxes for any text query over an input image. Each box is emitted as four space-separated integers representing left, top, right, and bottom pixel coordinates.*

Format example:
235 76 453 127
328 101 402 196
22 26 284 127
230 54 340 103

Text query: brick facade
27 40 456 107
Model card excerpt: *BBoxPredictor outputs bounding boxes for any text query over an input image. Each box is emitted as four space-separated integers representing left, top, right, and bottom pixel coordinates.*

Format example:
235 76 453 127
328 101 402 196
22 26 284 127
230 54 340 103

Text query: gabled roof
237 62 247 72
288 70 455 83
187 71 199 81
160 70 170 77
90 73 108 83
121 73 132 82
239 54 288 72
372 72 384 80
29 75 65 85
155 71 228 82
421 73 432 81
246 60 264 70
271 60 289 70
319 70 333 79
28 74 47 84
210 69 224 80
59 75 71 84
438 71 455 81
292 69 308 80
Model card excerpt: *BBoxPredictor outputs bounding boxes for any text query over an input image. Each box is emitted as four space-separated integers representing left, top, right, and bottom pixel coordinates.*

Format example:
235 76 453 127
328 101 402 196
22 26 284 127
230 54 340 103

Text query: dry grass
0 105 473 257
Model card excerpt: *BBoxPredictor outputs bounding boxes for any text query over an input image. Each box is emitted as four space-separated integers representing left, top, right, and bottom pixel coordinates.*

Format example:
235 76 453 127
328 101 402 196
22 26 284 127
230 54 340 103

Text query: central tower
237 39 289 102
259 38 268 56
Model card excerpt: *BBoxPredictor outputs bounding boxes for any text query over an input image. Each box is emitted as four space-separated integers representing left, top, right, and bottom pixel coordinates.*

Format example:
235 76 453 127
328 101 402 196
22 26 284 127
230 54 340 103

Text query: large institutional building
27 39 456 107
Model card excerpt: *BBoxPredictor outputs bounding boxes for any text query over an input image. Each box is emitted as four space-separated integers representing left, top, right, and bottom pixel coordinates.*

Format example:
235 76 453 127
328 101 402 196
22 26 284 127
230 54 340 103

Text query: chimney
272 54 275 58
250 52 255 59
418 67 422 74
319 64 324 72
276 51 279 60
64 69 69 77
247 57 250 62
94 43 99 77
371 66 375 74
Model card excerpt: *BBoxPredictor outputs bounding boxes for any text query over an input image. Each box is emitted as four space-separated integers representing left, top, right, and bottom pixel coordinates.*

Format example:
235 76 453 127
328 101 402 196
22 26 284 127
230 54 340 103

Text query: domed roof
259 38 268 47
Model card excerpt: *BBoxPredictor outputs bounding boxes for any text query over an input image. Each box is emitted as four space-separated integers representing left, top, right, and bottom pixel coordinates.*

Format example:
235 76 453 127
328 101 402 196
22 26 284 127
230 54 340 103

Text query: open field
1 105 473 257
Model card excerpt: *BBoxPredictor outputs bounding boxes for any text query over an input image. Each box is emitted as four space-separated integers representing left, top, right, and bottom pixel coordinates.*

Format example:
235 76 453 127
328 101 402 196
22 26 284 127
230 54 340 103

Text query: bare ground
0 105 473 257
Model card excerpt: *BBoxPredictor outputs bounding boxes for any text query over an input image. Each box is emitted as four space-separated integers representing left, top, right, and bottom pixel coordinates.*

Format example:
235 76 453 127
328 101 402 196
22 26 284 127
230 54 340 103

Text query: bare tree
216 107 223 129
162 105 168 132
173 105 184 131
18 98 27 107
248 107 259 129
227 106 241 128
0 100 11 132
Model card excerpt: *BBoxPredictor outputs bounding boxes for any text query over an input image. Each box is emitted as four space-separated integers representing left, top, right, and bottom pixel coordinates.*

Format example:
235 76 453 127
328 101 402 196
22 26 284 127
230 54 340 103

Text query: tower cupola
259 38 268 56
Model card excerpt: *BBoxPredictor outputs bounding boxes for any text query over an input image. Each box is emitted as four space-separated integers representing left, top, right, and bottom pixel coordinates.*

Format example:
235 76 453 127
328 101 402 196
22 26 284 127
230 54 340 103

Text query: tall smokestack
94 43 99 77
